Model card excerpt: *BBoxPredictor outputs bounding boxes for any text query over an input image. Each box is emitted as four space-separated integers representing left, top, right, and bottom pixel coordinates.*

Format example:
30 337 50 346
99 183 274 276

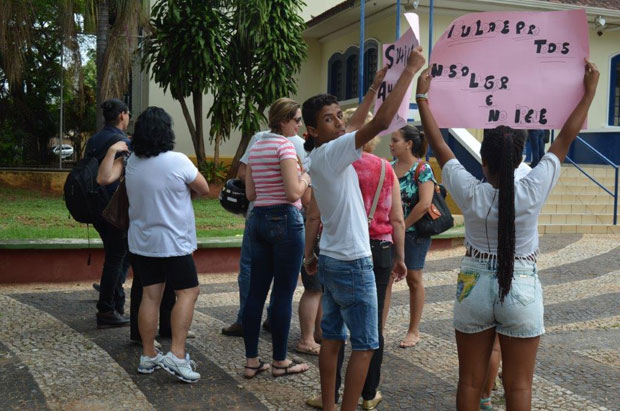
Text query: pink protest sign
428 9 589 129
374 13 420 136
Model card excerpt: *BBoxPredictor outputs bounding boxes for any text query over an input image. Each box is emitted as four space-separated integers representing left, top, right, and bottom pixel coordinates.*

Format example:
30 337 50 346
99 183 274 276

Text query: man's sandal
271 361 308 378
243 359 269 379
480 397 492 410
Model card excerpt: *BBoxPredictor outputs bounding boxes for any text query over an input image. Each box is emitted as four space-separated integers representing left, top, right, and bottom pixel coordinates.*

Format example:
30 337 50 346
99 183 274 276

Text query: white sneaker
137 350 164 374
161 351 200 383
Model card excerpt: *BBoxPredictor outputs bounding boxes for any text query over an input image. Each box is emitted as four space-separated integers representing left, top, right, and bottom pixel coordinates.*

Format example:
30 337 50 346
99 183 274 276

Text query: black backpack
64 135 124 224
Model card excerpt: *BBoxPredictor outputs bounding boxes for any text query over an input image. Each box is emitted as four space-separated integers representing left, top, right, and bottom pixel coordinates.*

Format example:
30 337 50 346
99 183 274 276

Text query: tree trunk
95 0 110 130
214 133 221 165
192 90 206 170
176 94 200 158
227 134 251 179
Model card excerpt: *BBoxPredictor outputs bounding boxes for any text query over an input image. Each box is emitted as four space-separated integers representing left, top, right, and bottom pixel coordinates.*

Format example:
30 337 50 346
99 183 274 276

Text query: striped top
248 133 302 209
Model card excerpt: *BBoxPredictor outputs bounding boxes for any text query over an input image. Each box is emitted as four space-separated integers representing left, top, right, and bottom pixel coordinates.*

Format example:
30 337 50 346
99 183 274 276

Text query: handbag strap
368 159 386 225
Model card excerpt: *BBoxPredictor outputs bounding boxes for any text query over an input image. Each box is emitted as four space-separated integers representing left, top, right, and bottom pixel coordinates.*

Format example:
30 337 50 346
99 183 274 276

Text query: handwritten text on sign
427 9 589 129
373 13 420 137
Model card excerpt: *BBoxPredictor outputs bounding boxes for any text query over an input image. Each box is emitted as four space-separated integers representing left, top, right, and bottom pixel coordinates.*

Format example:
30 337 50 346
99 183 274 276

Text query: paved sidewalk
1 234 619 410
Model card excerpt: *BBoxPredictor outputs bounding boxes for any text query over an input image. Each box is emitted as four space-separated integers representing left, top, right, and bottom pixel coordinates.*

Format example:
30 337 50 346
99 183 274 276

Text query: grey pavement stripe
546 315 620 333
0 341 48 410
574 349 620 368
0 295 153 411
190 303 321 411
382 325 609 410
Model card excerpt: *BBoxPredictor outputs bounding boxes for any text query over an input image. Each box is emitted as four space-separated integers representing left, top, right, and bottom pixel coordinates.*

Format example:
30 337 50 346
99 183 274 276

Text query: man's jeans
236 222 274 325
93 218 130 314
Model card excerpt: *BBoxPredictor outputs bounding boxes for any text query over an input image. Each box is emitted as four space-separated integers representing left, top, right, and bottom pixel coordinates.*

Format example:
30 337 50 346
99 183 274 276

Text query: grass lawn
0 186 245 240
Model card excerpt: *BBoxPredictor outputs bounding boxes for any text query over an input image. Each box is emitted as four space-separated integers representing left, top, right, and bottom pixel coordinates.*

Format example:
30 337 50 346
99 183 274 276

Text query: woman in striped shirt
242 98 312 378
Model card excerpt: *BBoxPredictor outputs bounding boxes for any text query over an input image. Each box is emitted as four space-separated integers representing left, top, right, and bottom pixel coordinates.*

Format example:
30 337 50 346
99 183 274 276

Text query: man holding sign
302 46 425 411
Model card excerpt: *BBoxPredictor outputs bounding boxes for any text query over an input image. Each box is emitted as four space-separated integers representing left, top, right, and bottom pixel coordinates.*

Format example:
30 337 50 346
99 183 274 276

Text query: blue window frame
610 53 620 126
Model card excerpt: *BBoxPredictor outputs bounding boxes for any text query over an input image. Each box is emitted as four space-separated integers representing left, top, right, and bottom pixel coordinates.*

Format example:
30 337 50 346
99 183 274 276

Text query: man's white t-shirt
442 152 561 258
126 151 199 257
307 131 371 261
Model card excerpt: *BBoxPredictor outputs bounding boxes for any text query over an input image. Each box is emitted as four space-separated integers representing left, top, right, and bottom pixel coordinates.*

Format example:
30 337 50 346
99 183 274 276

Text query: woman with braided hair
415 60 599 410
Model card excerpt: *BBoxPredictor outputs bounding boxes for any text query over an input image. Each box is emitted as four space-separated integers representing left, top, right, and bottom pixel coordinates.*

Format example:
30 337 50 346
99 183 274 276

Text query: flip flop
243 359 269 379
295 344 320 356
272 361 309 378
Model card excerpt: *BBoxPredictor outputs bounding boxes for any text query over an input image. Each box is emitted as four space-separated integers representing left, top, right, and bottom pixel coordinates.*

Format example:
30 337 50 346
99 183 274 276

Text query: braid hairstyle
480 126 525 302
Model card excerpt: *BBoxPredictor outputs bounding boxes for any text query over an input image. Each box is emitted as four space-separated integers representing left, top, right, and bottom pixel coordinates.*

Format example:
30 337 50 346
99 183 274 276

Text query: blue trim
428 0 434 57
396 0 401 40
359 1 365 103
609 54 620 126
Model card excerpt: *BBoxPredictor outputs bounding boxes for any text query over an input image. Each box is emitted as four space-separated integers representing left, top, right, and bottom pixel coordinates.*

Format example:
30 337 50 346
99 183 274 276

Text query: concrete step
554 177 619 187
538 224 620 234
560 165 619 179
538 213 615 225
542 203 618 214
551 185 612 195
547 193 618 205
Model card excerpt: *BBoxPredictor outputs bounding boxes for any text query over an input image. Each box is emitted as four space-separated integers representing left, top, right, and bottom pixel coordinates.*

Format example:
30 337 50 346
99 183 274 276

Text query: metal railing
562 136 619 225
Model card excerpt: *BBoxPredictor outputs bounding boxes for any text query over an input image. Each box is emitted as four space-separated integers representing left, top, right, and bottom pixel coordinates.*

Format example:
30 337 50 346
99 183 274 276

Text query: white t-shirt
241 131 306 165
307 131 371 261
125 151 199 257
442 152 561 258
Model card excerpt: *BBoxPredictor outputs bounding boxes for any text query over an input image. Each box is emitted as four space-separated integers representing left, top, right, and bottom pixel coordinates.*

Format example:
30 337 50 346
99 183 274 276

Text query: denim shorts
317 255 379 351
404 231 432 270
453 257 545 338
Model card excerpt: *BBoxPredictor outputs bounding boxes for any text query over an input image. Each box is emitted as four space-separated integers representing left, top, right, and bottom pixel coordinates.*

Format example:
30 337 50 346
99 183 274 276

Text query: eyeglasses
294 117 303 124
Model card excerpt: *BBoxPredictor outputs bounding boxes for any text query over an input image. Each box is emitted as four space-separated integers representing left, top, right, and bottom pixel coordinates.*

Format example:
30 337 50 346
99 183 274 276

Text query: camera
595 16 606 36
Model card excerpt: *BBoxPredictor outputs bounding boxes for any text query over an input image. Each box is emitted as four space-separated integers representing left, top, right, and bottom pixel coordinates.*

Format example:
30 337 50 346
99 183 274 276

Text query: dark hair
302 94 339 152
399 125 427 158
480 126 526 301
131 107 175 158
101 98 129 126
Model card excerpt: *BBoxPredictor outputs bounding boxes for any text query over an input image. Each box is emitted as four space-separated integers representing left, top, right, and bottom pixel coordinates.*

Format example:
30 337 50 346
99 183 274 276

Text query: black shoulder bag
412 161 454 237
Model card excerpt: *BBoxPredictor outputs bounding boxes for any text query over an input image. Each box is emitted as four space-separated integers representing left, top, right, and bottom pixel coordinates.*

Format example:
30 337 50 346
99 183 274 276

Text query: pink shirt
352 152 394 242
249 134 302 209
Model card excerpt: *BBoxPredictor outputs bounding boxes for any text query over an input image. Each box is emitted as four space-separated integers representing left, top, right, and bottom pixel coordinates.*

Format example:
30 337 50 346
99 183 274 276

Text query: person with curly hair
100 106 210 383
416 61 599 410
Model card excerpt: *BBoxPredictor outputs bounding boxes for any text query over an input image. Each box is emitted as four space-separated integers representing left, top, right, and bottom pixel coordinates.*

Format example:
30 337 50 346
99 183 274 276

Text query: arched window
346 54 359 100
610 53 620 126
328 55 344 100
363 41 379 94
327 39 379 101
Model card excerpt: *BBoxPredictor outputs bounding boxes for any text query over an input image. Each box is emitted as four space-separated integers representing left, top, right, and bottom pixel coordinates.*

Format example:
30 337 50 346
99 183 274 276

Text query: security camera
404 0 419 10
595 16 606 36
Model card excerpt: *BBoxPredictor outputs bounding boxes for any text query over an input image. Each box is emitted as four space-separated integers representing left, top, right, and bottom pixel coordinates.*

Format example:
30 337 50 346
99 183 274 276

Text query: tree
142 0 307 175
142 0 229 170
211 0 308 178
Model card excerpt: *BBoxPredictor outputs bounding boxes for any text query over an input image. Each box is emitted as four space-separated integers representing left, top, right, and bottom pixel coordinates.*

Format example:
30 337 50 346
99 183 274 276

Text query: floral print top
391 160 434 232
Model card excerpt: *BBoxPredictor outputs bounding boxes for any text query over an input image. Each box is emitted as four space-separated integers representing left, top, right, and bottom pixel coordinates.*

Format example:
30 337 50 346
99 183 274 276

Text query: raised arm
97 141 129 185
345 66 387 133
548 61 599 162
355 46 426 149
416 68 455 168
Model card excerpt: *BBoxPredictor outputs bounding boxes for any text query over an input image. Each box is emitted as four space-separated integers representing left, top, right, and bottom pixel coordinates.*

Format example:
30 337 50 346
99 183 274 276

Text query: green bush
199 161 229 183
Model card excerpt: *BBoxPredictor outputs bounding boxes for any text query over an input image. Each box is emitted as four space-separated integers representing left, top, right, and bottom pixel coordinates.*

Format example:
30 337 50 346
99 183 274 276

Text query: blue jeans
318 255 379 351
242 205 304 360
528 130 545 168
236 223 274 325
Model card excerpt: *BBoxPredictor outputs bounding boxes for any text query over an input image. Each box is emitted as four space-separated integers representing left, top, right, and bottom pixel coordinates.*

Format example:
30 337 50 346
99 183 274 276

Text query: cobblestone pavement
1 234 619 410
